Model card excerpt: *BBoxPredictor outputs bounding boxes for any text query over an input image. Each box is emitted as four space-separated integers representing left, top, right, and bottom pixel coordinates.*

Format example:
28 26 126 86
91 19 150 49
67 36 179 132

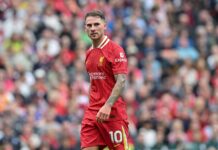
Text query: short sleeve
111 46 128 75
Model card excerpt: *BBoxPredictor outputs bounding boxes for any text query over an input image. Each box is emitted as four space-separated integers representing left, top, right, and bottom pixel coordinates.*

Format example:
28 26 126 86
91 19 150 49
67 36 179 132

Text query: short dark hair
84 10 106 21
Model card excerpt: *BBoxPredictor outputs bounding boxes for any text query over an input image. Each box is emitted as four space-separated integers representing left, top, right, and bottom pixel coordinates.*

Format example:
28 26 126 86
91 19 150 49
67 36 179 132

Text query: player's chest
86 49 110 72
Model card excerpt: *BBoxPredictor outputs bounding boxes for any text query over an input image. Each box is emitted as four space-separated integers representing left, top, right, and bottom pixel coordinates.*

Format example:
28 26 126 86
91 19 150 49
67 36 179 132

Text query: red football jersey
84 36 128 121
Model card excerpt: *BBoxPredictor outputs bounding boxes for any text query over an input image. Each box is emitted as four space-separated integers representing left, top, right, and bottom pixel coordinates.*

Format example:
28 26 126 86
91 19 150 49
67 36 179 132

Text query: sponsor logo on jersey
115 58 127 62
89 72 106 80
115 52 127 62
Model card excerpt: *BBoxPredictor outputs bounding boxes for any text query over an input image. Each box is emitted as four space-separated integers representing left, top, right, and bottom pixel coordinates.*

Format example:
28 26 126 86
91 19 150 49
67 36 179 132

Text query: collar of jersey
90 35 110 50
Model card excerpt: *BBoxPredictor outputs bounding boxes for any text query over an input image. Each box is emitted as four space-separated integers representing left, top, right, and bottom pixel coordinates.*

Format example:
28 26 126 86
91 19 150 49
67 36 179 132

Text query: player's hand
96 103 112 123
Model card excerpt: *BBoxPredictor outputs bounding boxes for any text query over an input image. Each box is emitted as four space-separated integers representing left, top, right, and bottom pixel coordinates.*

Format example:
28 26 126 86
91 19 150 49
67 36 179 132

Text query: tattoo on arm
106 74 127 107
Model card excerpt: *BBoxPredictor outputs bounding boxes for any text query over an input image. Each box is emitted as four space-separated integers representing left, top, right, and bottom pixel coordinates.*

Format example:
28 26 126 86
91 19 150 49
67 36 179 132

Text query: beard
89 32 103 40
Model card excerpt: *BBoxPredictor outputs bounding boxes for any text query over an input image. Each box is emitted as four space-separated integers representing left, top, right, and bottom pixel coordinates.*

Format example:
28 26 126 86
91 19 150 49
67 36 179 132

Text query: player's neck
92 35 106 48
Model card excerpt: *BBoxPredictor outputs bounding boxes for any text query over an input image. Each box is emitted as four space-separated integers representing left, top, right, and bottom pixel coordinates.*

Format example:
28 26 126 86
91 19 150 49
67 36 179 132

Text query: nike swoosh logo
114 144 120 147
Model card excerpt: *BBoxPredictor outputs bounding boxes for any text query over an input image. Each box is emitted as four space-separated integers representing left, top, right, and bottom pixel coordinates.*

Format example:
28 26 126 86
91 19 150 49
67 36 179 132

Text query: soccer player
80 10 129 150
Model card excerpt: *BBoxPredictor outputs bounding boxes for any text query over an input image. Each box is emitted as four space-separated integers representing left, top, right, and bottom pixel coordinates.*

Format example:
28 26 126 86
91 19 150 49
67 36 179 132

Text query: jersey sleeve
110 45 128 75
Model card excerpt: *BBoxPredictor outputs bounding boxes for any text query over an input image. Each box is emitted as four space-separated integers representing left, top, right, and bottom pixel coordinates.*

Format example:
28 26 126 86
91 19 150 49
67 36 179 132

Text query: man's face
85 16 106 40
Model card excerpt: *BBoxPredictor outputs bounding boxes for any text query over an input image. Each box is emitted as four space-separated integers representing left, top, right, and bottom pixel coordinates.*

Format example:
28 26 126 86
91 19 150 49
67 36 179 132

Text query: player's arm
105 74 127 107
96 74 127 122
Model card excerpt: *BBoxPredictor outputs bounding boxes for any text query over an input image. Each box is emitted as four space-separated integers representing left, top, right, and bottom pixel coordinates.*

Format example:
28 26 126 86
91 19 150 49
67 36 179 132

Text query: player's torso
85 46 115 107
85 48 112 79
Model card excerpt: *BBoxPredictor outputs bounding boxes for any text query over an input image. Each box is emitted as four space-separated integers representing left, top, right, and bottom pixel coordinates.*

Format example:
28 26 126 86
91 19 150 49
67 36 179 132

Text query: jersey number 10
109 130 122 143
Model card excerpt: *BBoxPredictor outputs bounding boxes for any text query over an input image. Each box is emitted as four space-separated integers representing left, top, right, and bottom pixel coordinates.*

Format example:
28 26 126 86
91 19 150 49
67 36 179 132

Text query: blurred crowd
0 0 218 150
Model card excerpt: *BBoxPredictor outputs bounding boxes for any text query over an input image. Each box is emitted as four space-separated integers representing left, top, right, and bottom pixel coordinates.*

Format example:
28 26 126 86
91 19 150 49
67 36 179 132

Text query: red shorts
80 118 129 150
